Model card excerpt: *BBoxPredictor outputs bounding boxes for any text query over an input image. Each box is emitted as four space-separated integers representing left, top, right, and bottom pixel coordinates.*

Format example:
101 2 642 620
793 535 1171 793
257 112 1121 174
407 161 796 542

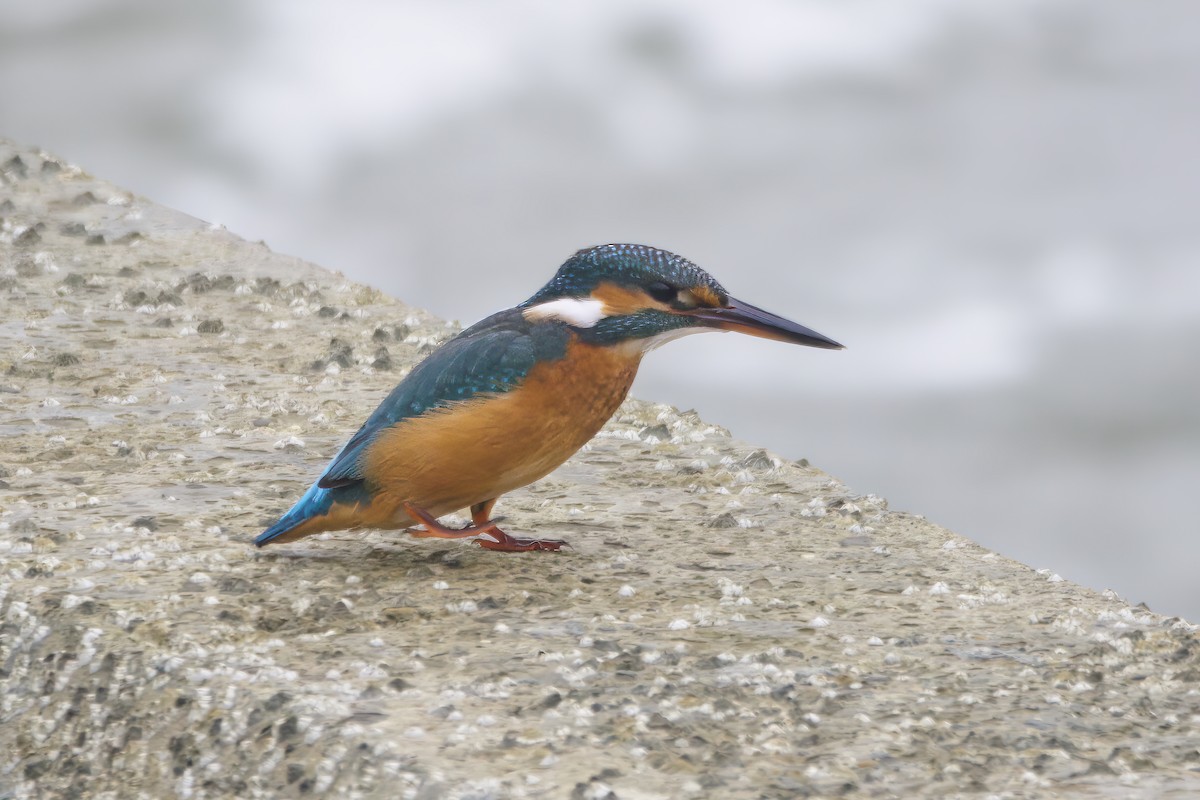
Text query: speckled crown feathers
523 243 728 306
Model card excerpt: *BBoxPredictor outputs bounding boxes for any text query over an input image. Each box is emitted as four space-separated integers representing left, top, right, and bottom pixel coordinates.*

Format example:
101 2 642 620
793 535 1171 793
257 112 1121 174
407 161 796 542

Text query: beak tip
789 331 844 350
689 297 844 351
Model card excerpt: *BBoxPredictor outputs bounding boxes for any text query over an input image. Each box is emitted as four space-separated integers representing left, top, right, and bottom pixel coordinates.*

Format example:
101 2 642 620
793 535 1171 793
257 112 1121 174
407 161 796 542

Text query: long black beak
686 297 843 349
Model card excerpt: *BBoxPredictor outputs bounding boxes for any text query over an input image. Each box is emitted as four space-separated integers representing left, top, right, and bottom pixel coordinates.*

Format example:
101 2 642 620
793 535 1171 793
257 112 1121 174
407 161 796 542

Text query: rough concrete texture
1 138 1198 799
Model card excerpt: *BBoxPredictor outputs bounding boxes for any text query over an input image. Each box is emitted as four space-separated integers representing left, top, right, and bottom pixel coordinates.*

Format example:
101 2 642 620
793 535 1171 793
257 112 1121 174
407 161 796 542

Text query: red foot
403 503 567 553
476 532 566 552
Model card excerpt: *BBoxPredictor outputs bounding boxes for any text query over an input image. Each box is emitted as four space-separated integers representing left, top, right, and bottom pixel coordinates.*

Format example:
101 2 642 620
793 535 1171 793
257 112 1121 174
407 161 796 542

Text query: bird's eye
646 282 677 303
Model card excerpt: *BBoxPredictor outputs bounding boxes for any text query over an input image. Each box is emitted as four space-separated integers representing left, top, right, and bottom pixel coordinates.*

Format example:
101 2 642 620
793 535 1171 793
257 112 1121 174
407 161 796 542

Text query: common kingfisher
256 244 842 552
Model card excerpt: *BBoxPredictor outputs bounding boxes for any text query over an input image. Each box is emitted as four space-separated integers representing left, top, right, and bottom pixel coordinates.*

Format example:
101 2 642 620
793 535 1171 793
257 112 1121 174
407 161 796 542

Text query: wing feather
316 309 567 489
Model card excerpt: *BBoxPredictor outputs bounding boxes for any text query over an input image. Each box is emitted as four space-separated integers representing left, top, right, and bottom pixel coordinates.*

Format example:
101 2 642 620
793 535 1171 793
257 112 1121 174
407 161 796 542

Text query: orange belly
360 337 641 525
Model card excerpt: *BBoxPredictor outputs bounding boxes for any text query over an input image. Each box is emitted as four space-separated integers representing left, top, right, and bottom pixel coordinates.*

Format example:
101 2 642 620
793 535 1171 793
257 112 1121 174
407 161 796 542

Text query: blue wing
316 309 569 489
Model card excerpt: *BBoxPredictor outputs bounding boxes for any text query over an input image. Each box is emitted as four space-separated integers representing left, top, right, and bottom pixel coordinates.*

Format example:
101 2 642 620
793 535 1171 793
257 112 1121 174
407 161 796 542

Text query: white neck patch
639 325 709 352
522 297 606 328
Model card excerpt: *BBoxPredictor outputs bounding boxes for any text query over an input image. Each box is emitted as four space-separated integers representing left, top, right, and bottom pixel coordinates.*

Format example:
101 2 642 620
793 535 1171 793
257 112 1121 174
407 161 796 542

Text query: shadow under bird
256 244 842 552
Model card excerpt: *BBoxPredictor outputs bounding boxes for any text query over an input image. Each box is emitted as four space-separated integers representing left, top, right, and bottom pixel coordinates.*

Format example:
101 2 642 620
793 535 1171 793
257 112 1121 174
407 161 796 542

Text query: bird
255 243 842 552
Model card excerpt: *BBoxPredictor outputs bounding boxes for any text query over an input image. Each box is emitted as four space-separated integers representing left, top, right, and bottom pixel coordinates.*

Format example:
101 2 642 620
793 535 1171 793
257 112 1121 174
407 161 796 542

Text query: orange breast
361 337 642 524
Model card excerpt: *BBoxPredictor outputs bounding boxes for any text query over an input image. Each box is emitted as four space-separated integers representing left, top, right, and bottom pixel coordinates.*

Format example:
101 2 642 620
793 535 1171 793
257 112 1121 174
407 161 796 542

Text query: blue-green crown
523 243 728 305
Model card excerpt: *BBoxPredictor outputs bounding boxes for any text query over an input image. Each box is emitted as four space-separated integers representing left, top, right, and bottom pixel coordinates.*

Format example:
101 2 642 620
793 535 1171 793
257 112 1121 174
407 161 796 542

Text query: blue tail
255 480 336 546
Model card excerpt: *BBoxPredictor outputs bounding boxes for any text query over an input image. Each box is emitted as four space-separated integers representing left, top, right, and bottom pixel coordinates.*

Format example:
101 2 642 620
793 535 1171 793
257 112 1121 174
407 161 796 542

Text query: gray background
4 0 1197 619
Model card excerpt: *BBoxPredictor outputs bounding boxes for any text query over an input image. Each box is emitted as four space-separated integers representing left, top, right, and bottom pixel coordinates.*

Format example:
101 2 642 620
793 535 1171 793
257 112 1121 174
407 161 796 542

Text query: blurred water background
4 0 1197 619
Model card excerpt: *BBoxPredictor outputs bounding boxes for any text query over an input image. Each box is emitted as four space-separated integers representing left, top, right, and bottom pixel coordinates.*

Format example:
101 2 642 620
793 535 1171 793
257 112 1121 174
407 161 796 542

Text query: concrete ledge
2 139 1197 798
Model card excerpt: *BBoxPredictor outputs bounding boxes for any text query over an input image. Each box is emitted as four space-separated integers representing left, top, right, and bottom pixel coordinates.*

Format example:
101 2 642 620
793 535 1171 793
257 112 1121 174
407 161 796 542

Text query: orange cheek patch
690 285 723 308
592 282 656 314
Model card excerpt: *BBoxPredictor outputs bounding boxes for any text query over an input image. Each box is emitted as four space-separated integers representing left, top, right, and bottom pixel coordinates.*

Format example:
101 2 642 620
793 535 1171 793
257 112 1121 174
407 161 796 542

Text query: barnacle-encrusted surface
1 140 1198 799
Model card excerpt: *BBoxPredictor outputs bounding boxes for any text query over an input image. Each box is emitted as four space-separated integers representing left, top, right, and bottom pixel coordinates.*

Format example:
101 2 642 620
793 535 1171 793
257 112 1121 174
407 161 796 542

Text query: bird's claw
404 502 567 553
475 533 568 553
